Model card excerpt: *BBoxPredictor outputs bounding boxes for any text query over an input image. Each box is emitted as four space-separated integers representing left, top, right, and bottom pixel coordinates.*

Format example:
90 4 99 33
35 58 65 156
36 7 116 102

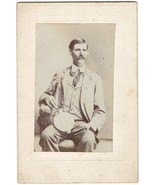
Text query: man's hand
44 96 57 109
86 122 97 133
40 104 52 115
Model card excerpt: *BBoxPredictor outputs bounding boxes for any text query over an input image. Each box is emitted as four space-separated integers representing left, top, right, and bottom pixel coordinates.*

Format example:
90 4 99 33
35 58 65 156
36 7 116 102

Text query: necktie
72 70 81 87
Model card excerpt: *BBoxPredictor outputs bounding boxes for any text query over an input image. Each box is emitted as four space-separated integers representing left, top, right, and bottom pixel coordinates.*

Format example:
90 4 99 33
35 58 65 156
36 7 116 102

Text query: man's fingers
44 96 57 108
50 98 57 107
49 99 57 108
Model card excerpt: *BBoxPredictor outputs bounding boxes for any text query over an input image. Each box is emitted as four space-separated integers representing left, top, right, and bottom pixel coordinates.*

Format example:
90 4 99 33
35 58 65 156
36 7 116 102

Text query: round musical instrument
53 110 75 132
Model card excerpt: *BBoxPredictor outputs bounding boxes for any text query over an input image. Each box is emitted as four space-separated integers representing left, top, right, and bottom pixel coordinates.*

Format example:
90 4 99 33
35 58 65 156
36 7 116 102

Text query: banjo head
53 111 75 132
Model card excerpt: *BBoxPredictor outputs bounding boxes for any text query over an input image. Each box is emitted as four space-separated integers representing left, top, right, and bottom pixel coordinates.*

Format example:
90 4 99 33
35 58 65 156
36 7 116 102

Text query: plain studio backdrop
35 23 115 140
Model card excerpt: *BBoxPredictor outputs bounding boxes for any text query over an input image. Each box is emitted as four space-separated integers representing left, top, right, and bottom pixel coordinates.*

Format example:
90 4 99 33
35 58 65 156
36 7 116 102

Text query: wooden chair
59 140 76 152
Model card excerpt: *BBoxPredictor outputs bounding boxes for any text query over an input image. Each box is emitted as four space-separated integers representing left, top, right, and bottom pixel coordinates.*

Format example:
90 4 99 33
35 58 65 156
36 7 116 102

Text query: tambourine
53 109 75 132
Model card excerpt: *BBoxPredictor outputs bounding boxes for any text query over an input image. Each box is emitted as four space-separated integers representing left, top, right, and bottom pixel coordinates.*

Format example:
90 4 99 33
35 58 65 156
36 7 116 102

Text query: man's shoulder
55 66 71 77
86 68 101 80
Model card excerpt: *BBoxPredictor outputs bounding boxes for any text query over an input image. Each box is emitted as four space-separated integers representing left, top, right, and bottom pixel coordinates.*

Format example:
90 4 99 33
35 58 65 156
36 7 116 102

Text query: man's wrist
90 124 97 132
86 122 98 133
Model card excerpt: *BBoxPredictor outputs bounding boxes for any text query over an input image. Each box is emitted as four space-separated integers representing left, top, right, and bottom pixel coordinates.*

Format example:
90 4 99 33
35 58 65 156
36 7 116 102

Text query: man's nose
80 50 83 55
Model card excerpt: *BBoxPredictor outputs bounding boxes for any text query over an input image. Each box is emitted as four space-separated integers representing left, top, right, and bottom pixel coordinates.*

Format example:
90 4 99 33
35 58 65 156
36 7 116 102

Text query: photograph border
17 2 138 183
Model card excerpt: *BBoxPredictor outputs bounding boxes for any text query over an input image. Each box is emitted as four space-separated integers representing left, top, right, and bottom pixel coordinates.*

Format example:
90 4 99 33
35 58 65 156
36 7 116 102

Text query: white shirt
71 63 86 73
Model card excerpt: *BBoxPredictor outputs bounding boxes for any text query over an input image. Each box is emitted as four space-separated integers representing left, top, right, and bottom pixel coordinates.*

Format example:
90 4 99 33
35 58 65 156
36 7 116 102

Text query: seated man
37 38 106 152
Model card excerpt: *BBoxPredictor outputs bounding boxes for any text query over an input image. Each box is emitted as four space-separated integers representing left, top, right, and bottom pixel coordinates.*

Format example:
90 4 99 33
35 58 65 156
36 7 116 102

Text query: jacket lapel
82 68 92 88
80 68 93 122
61 66 71 106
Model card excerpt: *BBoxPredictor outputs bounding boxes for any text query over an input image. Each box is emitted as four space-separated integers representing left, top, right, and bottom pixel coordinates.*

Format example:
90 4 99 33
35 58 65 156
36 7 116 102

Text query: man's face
70 43 89 67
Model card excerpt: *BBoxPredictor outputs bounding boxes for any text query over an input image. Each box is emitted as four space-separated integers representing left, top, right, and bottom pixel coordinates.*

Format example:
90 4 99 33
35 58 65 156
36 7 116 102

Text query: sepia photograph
17 2 138 183
34 24 115 152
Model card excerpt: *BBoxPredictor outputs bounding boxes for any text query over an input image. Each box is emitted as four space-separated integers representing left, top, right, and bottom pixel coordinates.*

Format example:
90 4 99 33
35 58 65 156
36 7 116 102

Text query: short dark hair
69 38 88 51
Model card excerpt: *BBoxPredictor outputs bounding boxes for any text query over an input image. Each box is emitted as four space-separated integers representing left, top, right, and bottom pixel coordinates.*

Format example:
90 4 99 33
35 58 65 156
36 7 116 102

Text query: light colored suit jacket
39 66 106 132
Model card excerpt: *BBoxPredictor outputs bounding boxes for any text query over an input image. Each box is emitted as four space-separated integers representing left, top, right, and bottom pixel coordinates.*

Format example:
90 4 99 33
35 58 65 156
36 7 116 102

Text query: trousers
39 121 97 152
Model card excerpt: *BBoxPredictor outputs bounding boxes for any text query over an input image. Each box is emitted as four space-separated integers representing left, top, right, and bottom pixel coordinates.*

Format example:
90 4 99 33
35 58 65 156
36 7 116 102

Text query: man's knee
80 130 96 144
40 126 57 143
40 130 49 140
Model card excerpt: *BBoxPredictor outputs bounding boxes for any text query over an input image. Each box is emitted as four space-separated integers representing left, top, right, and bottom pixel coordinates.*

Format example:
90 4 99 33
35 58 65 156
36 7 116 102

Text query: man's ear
69 49 73 55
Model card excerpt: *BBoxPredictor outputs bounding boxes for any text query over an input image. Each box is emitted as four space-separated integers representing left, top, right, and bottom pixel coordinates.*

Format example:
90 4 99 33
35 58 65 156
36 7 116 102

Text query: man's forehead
73 43 87 49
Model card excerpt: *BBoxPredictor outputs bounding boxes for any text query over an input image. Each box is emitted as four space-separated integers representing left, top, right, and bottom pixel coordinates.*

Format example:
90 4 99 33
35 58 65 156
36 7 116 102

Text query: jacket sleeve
90 76 106 132
37 73 60 131
38 73 59 106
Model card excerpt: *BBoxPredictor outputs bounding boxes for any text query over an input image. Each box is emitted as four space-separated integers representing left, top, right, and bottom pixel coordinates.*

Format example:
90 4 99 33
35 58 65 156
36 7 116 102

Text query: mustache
77 55 85 59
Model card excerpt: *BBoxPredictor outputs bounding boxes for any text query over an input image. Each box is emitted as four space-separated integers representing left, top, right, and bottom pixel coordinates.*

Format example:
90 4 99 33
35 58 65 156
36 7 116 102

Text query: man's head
69 38 89 67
